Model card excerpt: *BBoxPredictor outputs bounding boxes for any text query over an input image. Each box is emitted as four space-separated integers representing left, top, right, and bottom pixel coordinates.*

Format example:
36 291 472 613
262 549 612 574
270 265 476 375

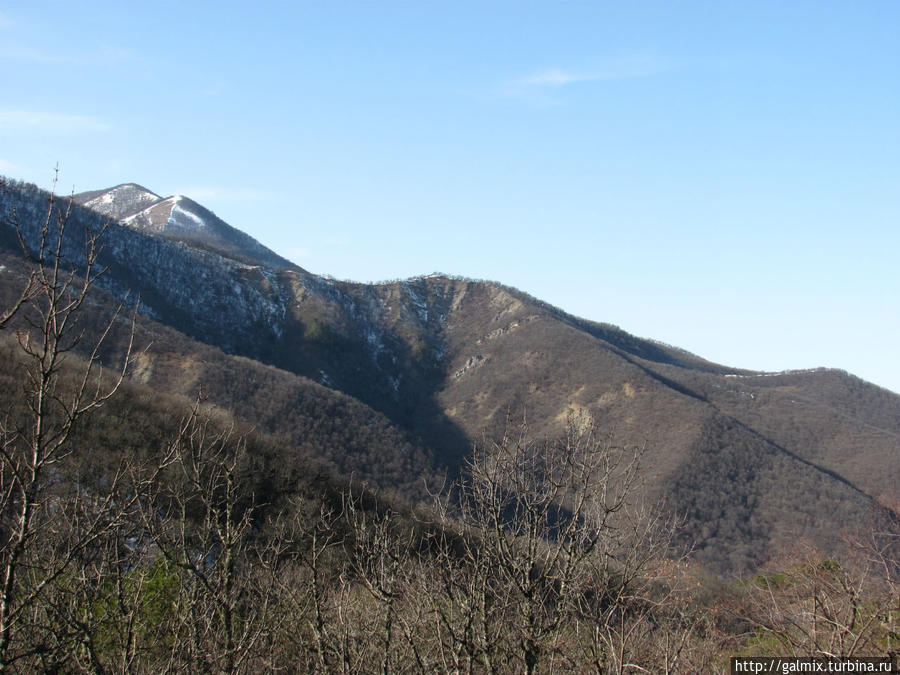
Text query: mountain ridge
2 176 898 575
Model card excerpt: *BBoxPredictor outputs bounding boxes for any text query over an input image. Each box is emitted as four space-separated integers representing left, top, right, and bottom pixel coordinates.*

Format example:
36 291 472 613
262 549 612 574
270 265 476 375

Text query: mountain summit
75 183 161 220
74 185 293 269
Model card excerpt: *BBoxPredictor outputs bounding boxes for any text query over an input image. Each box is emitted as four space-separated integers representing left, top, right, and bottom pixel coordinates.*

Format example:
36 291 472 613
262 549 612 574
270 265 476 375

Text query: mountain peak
76 183 295 270
74 183 161 221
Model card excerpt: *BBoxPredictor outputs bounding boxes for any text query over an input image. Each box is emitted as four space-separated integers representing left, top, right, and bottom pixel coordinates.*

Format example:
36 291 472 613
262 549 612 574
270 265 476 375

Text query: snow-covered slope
122 195 207 235
78 183 161 221
76 186 293 270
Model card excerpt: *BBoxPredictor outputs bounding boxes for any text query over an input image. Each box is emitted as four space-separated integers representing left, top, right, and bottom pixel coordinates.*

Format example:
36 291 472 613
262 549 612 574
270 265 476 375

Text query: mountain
73 184 293 269
74 182 161 220
2 176 898 576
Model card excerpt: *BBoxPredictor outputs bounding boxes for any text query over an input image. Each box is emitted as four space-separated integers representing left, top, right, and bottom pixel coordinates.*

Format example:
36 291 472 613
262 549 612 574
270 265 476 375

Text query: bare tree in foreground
0 178 135 670
420 414 690 674
136 403 288 674
740 527 899 661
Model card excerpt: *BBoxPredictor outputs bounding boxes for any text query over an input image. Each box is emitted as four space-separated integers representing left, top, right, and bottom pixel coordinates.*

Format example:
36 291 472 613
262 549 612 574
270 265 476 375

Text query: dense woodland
0 182 897 672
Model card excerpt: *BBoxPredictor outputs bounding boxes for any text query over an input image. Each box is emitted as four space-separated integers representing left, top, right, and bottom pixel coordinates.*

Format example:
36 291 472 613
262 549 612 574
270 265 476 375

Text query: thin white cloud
0 109 110 134
519 56 668 88
520 68 593 87
508 54 671 103
0 10 12 29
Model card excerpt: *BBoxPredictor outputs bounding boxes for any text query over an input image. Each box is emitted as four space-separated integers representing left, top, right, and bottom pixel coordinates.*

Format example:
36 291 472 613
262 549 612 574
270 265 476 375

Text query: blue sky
2 2 899 393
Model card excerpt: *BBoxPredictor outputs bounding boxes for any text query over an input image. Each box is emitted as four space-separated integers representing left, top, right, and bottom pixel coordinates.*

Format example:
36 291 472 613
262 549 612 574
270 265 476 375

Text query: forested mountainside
2 176 898 576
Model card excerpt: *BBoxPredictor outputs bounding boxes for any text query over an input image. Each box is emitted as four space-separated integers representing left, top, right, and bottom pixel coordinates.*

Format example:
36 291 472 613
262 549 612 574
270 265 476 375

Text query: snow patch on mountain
724 368 830 379
170 197 207 229
83 184 161 220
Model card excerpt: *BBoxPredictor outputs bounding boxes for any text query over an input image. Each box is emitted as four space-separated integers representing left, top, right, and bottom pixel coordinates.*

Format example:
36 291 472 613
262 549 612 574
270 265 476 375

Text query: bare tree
264 498 345 672
136 403 286 674
410 520 503 674
741 536 899 660
331 489 424 675
28 479 149 674
0 176 135 670
420 414 674 675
